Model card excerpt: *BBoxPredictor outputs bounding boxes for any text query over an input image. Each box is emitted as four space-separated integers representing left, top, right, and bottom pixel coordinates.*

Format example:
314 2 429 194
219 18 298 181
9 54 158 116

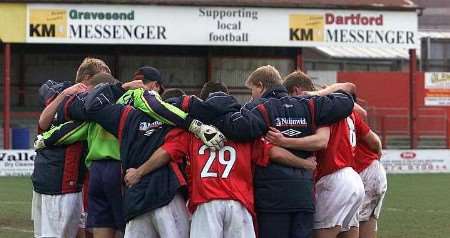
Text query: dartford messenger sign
26 4 418 48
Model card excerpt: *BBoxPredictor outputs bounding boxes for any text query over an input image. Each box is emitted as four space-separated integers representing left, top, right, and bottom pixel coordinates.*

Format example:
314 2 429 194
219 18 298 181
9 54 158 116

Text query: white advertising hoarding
26 4 418 48
381 150 450 174
0 150 35 176
2 149 448 176
424 72 450 106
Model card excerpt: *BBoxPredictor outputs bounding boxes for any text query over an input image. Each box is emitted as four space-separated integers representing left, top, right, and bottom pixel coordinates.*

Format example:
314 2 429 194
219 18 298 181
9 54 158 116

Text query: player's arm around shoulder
219 99 269 142
308 89 355 126
39 83 87 131
308 82 356 97
34 121 89 150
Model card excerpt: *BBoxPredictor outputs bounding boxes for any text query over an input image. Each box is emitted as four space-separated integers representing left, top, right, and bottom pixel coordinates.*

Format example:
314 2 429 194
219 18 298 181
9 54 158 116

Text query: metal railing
368 107 448 149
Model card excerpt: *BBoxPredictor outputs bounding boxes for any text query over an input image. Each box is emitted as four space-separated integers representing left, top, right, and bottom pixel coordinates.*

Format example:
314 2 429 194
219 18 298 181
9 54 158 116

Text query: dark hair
88 72 119 86
199 82 229 100
132 66 165 94
283 70 315 94
161 88 186 101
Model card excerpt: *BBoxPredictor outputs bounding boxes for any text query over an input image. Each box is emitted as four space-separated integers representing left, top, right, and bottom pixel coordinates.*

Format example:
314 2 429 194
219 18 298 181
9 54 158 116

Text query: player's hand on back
62 83 87 96
189 119 226 150
265 127 287 147
124 168 142 187
304 156 317 171
303 91 318 96
122 80 146 90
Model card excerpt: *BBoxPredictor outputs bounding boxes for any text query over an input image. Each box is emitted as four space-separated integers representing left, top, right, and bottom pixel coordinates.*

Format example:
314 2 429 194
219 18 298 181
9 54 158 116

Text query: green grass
378 174 450 238
0 174 449 237
0 176 33 238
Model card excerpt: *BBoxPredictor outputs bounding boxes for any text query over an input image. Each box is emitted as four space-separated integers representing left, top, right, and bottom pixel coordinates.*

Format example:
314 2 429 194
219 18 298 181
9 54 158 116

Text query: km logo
30 24 57 37
29 9 67 38
289 14 324 42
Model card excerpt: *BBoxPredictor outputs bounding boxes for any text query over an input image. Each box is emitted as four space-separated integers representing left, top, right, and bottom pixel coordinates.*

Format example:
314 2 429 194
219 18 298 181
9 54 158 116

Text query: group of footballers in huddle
31 57 388 238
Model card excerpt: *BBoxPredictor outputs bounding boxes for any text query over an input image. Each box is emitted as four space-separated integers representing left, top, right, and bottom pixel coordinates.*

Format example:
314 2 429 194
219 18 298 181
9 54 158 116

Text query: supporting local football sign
0 150 35 176
381 150 450 174
24 4 418 48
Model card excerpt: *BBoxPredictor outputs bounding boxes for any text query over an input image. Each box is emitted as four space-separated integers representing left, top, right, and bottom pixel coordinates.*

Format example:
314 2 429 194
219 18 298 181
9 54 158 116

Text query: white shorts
190 200 255 238
124 193 190 238
313 167 365 231
31 191 82 238
359 160 388 222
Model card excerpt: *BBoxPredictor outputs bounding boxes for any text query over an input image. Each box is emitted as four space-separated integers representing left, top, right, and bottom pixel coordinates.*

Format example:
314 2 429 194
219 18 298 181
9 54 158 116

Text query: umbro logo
283 104 293 108
281 129 302 137
144 129 155 136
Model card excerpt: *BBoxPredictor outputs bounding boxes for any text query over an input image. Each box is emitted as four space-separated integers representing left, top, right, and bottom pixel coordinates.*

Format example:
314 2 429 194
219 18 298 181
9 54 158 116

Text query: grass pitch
0 174 449 238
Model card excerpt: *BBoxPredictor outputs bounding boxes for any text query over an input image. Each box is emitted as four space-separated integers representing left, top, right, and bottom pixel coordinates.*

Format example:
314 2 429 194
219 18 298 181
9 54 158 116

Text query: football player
352 109 386 238
282 71 381 238
243 66 355 238
32 58 111 238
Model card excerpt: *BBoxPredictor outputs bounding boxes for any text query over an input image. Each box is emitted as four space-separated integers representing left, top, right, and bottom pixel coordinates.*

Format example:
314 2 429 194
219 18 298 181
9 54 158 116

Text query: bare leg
313 226 341 238
93 228 116 238
359 217 377 238
337 227 359 238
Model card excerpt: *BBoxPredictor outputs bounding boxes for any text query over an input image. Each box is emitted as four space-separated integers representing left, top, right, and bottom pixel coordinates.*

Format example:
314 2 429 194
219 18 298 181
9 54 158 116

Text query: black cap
135 66 164 87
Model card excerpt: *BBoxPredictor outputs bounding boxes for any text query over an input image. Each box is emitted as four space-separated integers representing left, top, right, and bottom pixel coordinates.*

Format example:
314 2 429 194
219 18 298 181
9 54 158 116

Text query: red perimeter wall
337 72 450 148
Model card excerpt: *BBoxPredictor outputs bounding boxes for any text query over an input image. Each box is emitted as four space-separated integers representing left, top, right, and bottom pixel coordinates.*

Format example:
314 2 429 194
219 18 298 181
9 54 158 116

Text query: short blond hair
88 72 119 87
75 57 111 83
245 65 282 89
283 71 315 94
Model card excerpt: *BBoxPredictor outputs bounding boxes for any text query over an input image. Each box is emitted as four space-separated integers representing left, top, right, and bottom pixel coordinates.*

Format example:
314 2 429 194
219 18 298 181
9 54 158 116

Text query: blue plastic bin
12 128 30 149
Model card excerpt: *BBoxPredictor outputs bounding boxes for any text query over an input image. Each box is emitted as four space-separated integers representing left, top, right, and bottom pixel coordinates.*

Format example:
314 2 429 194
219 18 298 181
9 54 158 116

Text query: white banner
2 149 448 175
381 150 450 174
424 72 450 106
26 4 418 48
0 150 35 176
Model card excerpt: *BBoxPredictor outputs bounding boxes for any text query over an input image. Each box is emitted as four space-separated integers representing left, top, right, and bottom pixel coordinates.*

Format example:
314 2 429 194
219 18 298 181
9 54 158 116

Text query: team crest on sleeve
139 121 163 136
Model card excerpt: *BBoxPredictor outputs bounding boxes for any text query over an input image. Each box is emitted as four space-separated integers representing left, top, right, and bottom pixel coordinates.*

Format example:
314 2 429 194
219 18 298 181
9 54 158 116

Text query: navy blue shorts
257 211 313 238
86 159 125 230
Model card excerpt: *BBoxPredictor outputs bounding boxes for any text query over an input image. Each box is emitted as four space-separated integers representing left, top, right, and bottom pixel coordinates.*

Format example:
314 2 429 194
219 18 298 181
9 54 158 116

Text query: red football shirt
315 111 370 180
162 128 272 217
354 118 379 173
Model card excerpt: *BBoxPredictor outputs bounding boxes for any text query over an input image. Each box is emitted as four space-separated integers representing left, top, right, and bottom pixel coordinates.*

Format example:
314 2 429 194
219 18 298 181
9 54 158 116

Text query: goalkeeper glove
189 119 226 150
34 134 46 150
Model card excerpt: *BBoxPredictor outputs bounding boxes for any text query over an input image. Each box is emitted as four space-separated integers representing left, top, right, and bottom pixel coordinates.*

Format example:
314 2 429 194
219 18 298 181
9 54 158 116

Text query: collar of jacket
261 85 288 99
